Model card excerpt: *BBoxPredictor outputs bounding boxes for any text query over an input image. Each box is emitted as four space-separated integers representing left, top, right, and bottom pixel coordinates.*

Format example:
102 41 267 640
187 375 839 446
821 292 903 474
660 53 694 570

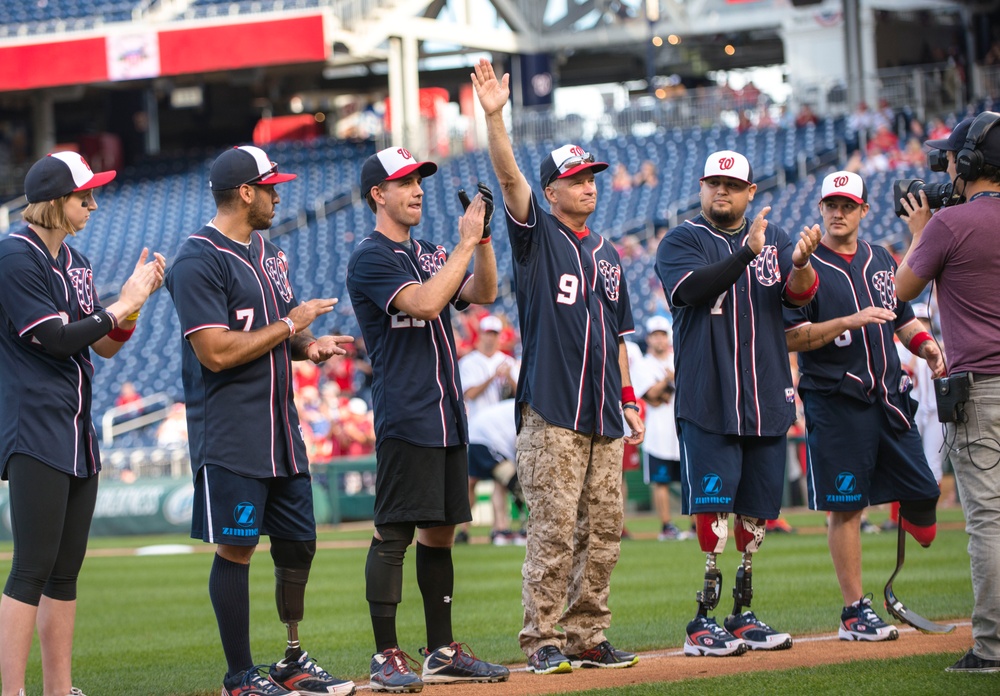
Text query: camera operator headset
895 110 1000 673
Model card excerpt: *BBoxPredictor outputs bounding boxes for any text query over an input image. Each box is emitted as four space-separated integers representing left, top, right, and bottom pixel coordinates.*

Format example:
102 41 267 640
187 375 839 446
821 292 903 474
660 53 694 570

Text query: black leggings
3 454 98 605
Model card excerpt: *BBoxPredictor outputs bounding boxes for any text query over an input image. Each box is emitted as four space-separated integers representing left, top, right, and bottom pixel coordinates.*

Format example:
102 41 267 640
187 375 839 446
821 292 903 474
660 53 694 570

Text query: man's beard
708 203 741 228
248 204 273 231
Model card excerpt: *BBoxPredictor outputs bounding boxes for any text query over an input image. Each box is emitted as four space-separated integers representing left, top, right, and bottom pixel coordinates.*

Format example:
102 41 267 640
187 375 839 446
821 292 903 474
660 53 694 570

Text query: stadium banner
157 15 327 76
0 14 327 93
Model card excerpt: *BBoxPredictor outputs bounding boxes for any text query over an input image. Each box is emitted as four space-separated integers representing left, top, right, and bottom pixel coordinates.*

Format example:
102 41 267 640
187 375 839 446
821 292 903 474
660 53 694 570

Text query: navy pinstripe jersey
165 224 307 478
656 213 797 437
783 241 917 434
505 194 634 438
0 228 103 478
346 231 471 448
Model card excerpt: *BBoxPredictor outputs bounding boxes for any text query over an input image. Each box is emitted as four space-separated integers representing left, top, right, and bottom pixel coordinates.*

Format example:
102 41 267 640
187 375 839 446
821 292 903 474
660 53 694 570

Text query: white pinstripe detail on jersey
856 244 911 428
19 313 63 337
254 233 303 475
398 242 451 445
590 238 608 433
745 260 762 436
193 232 283 476
680 427 693 512
384 280 419 314
12 234 92 472
806 439 818 510
555 226 589 431
183 323 230 338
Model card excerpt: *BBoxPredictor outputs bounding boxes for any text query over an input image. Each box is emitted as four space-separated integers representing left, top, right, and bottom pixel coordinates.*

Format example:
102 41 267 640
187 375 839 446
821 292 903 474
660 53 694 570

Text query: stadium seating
66 119 890 437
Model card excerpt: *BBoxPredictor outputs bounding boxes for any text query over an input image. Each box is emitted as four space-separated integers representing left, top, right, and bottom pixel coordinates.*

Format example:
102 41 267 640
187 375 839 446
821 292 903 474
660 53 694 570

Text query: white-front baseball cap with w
702 150 754 185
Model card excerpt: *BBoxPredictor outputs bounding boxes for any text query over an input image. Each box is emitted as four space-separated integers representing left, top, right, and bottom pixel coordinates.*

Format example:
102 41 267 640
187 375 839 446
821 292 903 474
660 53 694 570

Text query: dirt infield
409 623 973 695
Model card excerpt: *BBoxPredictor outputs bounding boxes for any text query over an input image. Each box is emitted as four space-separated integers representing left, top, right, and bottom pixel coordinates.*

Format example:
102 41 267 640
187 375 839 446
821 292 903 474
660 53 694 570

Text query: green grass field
0 507 991 695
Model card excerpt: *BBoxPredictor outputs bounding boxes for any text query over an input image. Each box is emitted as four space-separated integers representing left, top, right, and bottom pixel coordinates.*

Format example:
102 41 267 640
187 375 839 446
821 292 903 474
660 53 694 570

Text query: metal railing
101 391 174 448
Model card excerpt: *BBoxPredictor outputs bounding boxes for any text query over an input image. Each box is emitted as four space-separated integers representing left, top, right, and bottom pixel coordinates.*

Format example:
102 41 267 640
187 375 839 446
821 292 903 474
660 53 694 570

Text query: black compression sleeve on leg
416 542 455 651
367 525 414 652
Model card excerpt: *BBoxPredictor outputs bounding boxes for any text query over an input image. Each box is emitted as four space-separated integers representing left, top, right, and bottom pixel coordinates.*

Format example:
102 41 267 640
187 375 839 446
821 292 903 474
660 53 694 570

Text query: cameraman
896 112 1000 674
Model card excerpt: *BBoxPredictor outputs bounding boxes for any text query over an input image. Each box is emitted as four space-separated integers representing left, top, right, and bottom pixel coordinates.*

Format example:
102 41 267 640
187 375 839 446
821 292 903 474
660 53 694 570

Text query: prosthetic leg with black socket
683 513 748 657
270 537 355 696
267 539 357 696
721 516 792 651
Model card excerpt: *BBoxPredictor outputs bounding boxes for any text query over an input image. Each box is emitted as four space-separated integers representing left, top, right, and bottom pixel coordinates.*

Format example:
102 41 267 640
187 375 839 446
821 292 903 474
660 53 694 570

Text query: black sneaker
946 649 1000 673
527 645 572 675
568 641 638 669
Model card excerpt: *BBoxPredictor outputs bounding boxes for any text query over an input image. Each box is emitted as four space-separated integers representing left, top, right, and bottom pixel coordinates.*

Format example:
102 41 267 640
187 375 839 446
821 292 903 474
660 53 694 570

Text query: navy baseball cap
361 146 437 196
24 152 116 203
924 117 973 152
209 145 296 190
539 144 608 189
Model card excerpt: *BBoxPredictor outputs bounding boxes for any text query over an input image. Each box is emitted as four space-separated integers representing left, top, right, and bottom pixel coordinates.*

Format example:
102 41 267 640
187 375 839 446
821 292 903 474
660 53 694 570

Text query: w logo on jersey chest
597 259 621 301
67 267 95 314
871 270 897 311
419 245 448 276
751 245 781 286
264 252 294 303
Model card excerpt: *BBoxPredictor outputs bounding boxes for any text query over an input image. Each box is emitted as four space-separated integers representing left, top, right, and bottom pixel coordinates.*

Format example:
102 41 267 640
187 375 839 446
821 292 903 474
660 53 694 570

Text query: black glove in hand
457 183 494 240
477 181 494 240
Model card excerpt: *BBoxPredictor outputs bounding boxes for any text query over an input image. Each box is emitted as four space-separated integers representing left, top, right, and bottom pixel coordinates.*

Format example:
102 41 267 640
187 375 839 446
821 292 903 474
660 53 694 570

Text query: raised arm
785 306 895 353
472 58 532 223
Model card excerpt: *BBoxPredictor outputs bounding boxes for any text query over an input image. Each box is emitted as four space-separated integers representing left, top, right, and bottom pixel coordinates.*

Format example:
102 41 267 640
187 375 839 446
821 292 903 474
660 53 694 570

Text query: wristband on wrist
785 272 820 302
478 236 493 245
623 403 640 413
125 310 140 322
104 309 119 330
107 326 135 342
280 317 296 336
622 386 636 404
908 331 934 355
793 259 811 270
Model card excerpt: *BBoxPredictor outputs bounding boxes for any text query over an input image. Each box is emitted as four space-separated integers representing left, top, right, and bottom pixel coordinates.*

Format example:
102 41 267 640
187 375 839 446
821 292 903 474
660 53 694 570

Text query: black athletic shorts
373 438 472 527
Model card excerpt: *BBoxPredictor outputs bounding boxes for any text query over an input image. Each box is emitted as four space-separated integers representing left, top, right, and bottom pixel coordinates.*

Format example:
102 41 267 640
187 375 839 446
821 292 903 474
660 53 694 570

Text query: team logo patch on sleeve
598 259 621 301
751 245 781 286
871 270 897 311
67 267 95 314
264 251 294 303
785 388 795 403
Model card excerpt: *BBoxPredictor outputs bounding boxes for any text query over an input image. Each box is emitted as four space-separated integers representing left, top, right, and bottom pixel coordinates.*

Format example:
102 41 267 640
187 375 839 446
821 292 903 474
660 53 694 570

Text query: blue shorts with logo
677 419 786 519
191 464 316 546
643 452 680 485
801 390 939 511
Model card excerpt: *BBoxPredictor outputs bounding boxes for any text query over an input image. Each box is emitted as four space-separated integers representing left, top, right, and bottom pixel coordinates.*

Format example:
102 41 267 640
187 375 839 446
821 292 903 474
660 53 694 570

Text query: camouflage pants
516 405 625 657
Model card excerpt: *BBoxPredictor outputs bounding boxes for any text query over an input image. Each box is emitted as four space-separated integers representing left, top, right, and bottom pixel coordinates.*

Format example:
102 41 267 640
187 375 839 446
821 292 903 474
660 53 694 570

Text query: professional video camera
892 148 960 217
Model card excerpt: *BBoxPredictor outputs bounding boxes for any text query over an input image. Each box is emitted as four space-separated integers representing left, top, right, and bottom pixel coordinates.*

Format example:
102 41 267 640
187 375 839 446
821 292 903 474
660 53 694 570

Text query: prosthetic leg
724 516 792 651
683 513 748 656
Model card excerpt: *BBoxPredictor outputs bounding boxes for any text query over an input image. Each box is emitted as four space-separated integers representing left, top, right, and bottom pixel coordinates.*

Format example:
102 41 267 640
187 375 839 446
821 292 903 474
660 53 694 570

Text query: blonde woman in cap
0 152 165 696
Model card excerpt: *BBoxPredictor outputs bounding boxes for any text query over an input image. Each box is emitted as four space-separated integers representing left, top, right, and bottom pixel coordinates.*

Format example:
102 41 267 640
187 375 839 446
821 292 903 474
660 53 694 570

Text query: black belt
971 373 1000 385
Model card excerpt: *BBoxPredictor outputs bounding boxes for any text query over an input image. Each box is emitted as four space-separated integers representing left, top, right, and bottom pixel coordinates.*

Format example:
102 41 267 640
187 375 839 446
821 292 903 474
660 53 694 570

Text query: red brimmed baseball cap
24 152 117 203
361 146 437 195
821 170 868 204
209 145 297 190
701 150 754 185
540 144 608 189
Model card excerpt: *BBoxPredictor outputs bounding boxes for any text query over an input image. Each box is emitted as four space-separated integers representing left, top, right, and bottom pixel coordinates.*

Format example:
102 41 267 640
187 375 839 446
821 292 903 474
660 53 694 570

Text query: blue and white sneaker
270 651 356 695
369 648 423 693
724 611 793 650
684 615 748 657
223 666 299 695
840 595 899 642
419 642 510 684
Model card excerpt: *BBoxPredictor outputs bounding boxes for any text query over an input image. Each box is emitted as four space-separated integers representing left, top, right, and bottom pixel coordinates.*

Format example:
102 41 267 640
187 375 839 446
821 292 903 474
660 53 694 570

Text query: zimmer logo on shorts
223 502 259 538
828 472 862 503
696 473 732 506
